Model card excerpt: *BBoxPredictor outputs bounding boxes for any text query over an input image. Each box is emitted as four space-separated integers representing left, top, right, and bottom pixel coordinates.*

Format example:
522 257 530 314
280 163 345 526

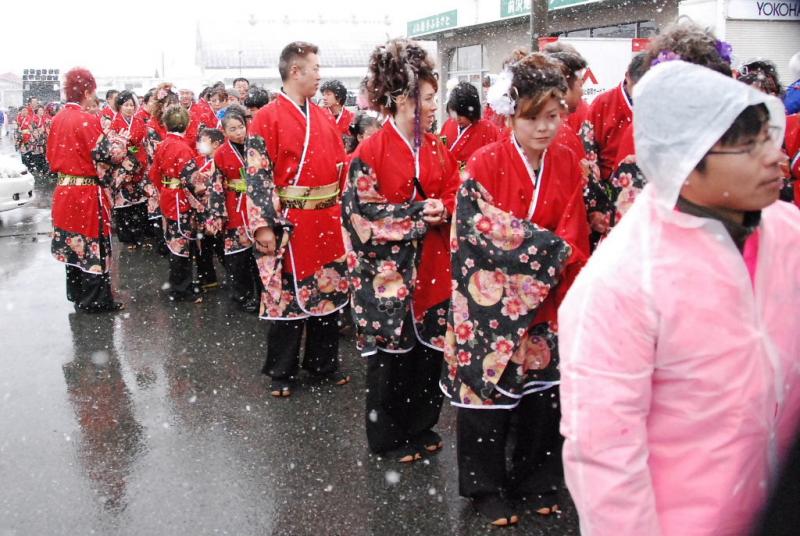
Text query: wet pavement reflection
0 172 578 535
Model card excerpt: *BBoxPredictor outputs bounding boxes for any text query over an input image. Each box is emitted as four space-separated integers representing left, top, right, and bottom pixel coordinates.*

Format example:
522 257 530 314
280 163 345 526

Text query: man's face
290 53 321 99
565 77 584 114
107 94 117 107
179 90 194 108
234 80 249 99
683 124 787 213
29 98 39 109
321 90 338 109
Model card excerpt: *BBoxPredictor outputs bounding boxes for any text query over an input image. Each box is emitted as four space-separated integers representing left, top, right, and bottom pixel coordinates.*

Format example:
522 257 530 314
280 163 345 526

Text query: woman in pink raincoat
559 60 800 536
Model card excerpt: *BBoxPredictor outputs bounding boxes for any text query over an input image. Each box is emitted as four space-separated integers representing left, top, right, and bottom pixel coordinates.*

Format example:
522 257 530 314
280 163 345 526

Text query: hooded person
559 60 799 536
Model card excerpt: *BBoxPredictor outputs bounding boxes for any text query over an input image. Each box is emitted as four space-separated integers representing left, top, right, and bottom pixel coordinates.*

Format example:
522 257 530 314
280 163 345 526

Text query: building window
592 22 637 38
637 20 658 37
558 20 656 38
448 44 489 97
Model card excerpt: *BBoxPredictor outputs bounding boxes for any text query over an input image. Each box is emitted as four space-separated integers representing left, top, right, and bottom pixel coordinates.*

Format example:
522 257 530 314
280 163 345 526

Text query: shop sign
407 10 458 37
501 0 602 16
727 0 800 20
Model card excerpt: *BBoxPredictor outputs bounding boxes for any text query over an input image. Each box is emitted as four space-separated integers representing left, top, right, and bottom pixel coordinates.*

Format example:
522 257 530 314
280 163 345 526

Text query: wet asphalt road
0 139 579 536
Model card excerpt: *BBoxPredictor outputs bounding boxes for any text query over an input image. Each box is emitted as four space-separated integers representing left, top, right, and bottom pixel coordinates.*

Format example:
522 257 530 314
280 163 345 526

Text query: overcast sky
2 0 446 78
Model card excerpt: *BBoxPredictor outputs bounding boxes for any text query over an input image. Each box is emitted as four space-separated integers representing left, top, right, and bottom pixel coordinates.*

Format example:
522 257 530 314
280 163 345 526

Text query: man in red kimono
440 81 500 170
49 67 122 313
583 54 646 181
247 42 350 397
320 79 353 137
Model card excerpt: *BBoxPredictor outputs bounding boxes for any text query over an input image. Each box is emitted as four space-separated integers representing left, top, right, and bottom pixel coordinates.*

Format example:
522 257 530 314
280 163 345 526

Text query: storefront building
406 0 678 107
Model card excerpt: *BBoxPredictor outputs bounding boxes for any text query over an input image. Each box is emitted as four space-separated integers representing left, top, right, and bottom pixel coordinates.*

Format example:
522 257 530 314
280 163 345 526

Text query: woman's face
224 117 246 144
396 80 438 132
120 99 136 118
511 97 563 155
209 95 226 112
450 111 472 128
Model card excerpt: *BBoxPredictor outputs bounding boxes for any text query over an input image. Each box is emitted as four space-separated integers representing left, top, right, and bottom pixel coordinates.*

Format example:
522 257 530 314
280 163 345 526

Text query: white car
0 153 35 212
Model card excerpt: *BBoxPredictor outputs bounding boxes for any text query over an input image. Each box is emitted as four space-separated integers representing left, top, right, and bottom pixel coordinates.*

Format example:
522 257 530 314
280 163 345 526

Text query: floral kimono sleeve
342 156 431 354
205 165 227 229
609 157 646 222
178 158 206 214
579 120 616 240
442 178 572 407
243 135 284 235
92 131 137 189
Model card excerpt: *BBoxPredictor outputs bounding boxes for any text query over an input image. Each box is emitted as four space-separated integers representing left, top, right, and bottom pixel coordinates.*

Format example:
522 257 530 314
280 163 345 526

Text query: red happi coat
784 114 800 207
440 118 501 169
466 136 590 323
109 113 148 179
17 111 42 152
553 121 586 160
101 106 115 122
149 133 196 221
212 140 251 242
134 108 151 126
329 107 354 136
186 99 221 148
565 99 589 135
586 82 633 180
356 119 461 320
48 103 110 239
248 93 347 280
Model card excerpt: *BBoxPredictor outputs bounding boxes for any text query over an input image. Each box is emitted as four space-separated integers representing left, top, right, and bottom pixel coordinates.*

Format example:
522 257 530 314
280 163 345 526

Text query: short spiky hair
321 80 348 105
278 41 319 82
64 67 96 103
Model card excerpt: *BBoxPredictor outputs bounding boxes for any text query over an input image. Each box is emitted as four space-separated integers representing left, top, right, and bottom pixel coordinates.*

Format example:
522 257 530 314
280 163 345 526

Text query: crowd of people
36 19 800 534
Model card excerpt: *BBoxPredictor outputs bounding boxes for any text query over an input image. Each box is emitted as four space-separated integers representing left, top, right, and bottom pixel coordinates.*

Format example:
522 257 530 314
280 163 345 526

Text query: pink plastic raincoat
559 61 800 536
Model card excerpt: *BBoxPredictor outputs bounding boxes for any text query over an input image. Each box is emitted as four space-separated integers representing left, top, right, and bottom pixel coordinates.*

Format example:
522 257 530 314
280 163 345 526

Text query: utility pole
529 0 549 51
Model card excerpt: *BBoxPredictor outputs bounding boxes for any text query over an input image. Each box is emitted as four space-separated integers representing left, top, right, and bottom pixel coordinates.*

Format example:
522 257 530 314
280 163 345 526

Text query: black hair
105 89 119 100
233 77 250 86
142 89 155 104
243 87 270 109
221 104 248 128
279 41 319 82
115 90 136 108
347 112 381 153
548 51 588 86
321 79 348 105
199 128 225 145
696 103 770 172
446 82 481 122
626 53 649 85
199 87 210 100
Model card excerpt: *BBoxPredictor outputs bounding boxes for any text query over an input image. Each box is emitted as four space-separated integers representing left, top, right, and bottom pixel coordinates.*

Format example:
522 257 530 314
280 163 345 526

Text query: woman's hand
422 198 447 225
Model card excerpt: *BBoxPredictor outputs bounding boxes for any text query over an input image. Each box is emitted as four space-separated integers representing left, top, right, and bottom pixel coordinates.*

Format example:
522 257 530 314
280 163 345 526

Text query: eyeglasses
706 126 782 157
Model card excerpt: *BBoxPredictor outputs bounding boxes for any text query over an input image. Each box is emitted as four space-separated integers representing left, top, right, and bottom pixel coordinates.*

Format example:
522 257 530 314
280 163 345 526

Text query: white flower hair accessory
486 69 515 116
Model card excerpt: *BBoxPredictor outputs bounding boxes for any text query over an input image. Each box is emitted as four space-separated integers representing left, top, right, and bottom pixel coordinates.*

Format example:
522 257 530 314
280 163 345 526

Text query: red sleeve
554 153 590 307
149 147 163 188
437 138 460 214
